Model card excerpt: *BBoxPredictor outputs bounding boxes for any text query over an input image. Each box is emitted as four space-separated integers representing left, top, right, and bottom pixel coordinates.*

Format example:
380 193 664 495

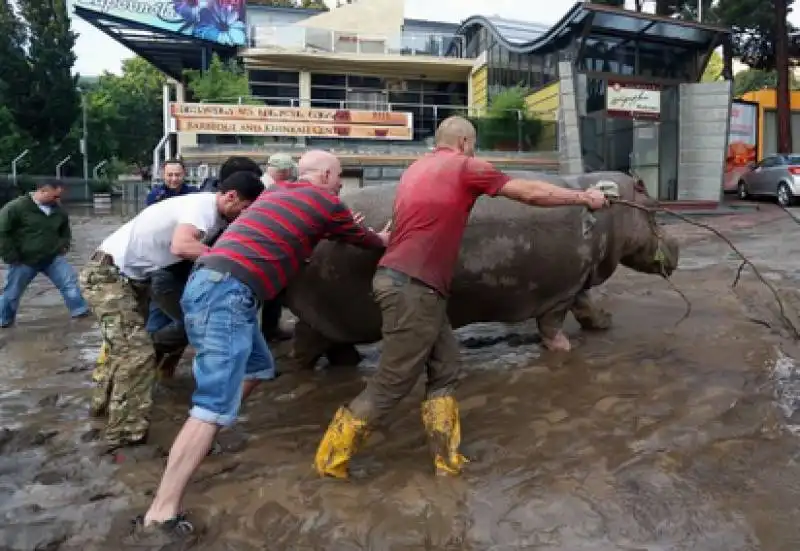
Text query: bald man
129 150 391 544
314 116 609 479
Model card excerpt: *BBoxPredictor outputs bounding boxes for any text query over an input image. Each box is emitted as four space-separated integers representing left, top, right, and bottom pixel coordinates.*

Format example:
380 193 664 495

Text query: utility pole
79 89 89 180
776 0 792 153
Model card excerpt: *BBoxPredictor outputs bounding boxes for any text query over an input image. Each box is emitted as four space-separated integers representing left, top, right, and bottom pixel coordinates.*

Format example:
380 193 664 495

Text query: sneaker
124 513 198 548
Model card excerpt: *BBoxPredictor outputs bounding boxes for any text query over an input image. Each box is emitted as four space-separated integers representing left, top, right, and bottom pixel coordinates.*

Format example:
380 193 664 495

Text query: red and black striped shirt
198 181 384 301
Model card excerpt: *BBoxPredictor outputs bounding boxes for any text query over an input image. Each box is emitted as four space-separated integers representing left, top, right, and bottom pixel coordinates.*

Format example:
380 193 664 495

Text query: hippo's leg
325 344 363 368
570 290 612 331
536 308 571 352
290 321 332 370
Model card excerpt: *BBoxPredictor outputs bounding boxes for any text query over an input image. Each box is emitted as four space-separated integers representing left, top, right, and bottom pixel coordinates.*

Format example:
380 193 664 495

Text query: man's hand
353 211 366 225
578 189 609 210
376 230 391 247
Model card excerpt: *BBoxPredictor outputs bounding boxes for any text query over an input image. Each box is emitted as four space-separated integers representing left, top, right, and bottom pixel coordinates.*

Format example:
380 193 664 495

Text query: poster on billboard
170 103 415 140
723 101 758 192
69 0 247 46
606 81 661 120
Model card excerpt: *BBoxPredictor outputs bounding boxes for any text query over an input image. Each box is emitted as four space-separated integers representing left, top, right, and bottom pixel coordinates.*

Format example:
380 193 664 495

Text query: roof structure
455 2 730 55
73 5 239 80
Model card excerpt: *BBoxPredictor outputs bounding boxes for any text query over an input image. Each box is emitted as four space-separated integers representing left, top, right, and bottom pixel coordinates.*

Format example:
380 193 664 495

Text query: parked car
737 154 800 206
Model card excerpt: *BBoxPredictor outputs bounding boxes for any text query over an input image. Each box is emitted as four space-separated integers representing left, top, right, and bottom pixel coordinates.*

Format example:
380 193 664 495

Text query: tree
184 53 251 102
300 0 329 9
0 0 30 169
715 0 795 151
85 57 167 176
16 0 79 157
733 68 800 96
701 51 724 82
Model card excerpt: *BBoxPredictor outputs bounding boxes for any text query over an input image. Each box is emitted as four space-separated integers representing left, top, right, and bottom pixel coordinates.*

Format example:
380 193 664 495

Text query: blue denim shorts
181 267 276 427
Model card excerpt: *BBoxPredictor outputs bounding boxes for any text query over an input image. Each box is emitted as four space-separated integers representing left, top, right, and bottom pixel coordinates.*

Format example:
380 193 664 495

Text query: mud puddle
2 209 800 549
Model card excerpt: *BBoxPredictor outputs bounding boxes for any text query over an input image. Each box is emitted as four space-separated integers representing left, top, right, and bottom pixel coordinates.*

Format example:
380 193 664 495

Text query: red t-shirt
379 147 511 295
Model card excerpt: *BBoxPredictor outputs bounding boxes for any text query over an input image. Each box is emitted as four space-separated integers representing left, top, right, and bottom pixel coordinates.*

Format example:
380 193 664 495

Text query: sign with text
170 103 414 140
606 81 661 120
723 100 758 192
69 0 247 46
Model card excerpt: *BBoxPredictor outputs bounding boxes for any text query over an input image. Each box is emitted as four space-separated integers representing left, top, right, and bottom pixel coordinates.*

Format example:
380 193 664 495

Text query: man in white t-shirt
78 171 264 450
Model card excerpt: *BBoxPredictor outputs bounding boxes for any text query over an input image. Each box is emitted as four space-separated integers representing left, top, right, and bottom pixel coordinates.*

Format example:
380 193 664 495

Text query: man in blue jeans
128 150 390 545
0 180 89 326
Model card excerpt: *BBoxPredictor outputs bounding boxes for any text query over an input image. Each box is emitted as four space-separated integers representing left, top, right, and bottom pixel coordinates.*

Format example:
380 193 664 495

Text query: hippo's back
285 171 627 344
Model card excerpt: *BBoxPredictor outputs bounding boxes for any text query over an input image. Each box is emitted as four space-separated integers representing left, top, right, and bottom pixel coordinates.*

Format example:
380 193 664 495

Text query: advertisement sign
170 103 414 140
70 0 247 46
606 81 661 120
723 101 758 192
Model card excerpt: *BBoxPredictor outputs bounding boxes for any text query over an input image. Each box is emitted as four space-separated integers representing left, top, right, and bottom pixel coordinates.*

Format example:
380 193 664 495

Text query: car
737 154 800 207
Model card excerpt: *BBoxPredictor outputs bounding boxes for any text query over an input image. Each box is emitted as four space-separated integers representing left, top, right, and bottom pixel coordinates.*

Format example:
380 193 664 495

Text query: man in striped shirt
130 150 390 544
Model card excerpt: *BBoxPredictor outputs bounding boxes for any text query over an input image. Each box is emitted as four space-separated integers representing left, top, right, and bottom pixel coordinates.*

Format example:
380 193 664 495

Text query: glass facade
309 73 467 142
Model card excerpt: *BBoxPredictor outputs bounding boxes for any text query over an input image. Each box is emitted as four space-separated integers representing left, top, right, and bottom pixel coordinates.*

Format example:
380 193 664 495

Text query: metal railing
0 175 150 206
248 25 465 58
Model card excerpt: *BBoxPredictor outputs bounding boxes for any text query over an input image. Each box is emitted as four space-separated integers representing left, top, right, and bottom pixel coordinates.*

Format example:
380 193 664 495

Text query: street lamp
56 155 71 179
76 87 89 181
93 159 108 180
12 149 29 187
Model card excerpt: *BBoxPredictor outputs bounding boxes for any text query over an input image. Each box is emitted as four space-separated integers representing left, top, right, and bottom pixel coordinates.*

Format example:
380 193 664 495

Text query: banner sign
606 81 661 120
69 0 247 46
723 100 758 192
170 103 414 140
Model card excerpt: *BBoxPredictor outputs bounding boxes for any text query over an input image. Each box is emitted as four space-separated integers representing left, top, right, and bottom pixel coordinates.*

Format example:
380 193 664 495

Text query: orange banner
170 102 412 127
174 118 413 140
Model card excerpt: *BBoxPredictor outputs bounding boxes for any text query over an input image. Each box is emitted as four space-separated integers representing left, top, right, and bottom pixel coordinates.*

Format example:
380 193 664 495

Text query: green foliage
733 68 800 96
16 0 79 149
472 87 543 151
299 0 329 8
85 57 167 175
714 0 796 70
184 53 254 103
701 51 724 82
89 180 113 194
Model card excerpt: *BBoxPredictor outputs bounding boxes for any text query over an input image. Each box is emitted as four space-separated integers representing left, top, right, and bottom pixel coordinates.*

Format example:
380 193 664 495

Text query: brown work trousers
348 267 461 422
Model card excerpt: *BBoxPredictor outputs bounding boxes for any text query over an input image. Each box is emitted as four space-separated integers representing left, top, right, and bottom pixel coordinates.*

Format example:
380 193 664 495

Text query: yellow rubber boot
313 406 369 479
421 396 469 476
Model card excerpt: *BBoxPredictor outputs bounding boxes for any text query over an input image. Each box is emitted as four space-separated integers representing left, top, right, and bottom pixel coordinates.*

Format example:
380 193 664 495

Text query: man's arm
145 185 165 206
327 202 388 250
57 211 72 254
461 157 607 210
170 224 211 260
0 201 20 263
497 179 608 209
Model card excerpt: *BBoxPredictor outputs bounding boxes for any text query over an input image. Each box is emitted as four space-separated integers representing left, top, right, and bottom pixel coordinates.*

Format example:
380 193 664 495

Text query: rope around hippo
611 198 800 340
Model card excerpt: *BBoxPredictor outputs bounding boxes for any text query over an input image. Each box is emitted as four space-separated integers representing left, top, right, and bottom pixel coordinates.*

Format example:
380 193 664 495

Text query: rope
611 198 800 340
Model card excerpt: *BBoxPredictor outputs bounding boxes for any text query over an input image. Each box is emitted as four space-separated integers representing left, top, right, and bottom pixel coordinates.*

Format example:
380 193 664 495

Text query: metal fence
0 175 151 207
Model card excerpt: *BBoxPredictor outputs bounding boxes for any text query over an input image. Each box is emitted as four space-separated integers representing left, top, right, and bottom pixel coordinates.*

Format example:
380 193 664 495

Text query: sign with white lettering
170 103 414 140
606 81 661 120
69 0 247 46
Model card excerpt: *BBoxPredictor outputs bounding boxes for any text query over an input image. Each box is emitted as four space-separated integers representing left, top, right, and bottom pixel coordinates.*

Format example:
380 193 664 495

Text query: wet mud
3 204 800 549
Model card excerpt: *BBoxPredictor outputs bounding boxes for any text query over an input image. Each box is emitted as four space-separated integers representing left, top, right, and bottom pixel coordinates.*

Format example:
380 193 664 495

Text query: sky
71 0 800 76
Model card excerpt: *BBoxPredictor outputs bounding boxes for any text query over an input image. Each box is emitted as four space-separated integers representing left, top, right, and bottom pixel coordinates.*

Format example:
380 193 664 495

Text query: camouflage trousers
79 257 155 446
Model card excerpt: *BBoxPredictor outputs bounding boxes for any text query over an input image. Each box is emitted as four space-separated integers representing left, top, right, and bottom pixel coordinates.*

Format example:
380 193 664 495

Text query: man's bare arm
498 179 608 209
170 223 211 260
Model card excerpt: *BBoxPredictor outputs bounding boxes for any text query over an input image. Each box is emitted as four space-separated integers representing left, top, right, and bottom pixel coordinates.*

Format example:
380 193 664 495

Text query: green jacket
0 194 72 266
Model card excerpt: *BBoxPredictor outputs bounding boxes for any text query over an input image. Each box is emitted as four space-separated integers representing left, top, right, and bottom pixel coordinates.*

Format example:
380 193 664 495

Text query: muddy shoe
124 513 198 548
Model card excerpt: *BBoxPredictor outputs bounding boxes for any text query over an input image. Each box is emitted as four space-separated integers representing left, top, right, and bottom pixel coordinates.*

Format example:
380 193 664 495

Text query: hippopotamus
282 171 680 368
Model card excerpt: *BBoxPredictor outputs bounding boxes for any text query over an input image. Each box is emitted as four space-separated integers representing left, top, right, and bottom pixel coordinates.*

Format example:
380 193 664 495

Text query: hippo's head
616 177 680 276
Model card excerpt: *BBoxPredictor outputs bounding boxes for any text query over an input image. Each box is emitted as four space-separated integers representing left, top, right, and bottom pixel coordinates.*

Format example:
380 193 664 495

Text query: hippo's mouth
623 235 680 276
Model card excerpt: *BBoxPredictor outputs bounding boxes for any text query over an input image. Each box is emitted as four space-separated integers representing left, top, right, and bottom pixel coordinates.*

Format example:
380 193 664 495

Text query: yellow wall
525 82 560 150
524 81 560 121
470 66 488 114
740 89 800 159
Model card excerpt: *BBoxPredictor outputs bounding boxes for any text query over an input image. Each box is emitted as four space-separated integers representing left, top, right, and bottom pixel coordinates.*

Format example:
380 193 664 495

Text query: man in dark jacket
145 159 196 206
0 180 89 327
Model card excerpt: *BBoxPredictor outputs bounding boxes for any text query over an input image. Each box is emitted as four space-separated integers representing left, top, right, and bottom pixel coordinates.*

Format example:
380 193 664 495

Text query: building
70 0 733 202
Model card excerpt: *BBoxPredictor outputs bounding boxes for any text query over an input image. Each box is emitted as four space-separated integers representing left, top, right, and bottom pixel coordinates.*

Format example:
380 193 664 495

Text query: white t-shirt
99 193 224 280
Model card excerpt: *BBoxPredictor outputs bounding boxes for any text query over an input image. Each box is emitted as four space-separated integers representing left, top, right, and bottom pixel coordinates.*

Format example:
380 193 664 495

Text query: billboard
70 0 247 46
170 103 414 140
723 100 758 192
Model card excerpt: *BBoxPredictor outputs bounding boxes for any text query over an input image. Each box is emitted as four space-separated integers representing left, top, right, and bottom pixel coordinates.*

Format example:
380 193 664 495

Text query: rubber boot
421 396 468 476
313 406 369 479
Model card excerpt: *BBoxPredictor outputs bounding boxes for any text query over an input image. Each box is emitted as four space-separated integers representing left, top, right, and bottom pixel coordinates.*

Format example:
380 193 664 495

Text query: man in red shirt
314 116 609 479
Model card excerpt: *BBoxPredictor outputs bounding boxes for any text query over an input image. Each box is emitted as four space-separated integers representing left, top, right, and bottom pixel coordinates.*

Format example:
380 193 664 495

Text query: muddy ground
3 202 800 550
